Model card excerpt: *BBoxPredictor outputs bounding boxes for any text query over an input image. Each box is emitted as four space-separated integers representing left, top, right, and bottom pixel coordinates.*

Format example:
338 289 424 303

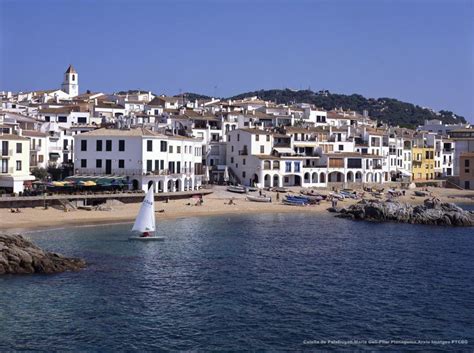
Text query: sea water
1 213 473 351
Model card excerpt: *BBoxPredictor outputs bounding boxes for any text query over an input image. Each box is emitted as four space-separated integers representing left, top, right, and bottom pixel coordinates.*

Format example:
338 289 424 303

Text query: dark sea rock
0 234 86 275
333 199 474 226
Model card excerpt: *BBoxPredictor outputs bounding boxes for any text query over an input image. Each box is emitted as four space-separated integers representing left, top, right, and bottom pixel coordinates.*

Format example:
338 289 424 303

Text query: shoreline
2 186 473 233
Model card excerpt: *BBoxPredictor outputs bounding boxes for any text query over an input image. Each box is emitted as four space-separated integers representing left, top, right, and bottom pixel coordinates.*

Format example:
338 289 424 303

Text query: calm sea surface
1 212 473 351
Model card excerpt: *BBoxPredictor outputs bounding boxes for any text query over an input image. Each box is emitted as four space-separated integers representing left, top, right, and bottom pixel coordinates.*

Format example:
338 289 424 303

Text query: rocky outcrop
0 234 86 275
333 199 474 226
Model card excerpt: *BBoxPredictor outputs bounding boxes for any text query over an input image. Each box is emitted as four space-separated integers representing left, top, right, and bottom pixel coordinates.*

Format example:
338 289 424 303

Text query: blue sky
1 0 472 120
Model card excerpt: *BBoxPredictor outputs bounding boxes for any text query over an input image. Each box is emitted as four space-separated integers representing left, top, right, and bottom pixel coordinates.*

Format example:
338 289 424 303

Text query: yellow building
412 147 435 180
0 134 35 193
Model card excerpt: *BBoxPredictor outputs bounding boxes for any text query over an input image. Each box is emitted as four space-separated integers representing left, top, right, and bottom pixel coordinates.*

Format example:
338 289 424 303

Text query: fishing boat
129 187 164 241
247 194 272 203
227 185 247 194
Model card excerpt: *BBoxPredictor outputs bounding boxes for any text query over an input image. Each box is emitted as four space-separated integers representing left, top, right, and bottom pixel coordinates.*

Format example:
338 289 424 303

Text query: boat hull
128 236 165 241
247 195 272 202
227 186 247 194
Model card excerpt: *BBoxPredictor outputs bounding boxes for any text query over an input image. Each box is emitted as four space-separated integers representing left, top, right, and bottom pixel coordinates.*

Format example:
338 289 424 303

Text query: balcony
373 165 383 169
30 146 41 152
1 149 14 158
443 148 453 153
0 167 14 174
238 150 248 156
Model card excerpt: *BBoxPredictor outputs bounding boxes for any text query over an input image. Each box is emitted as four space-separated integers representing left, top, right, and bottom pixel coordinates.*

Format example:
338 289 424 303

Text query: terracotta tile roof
0 133 29 141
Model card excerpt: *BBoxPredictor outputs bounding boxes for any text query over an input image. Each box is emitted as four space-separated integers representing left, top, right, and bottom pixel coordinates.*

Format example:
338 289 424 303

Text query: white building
74 128 204 192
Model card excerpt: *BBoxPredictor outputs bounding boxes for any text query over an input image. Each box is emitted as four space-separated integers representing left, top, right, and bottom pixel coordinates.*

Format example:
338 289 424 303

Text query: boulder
330 199 474 226
0 234 86 275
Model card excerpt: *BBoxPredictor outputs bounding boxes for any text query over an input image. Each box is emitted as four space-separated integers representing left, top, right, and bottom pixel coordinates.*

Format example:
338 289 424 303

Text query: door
105 159 112 174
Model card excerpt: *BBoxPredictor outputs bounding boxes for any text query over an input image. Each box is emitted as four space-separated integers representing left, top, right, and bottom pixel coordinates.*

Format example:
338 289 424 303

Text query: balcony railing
238 150 248 156
1 149 14 158
0 167 14 174
75 167 197 176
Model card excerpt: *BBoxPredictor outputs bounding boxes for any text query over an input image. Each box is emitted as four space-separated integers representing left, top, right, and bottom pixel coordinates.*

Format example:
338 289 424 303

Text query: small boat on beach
414 191 428 197
300 189 327 199
129 187 164 241
272 187 289 193
247 195 272 203
227 185 247 194
283 196 308 206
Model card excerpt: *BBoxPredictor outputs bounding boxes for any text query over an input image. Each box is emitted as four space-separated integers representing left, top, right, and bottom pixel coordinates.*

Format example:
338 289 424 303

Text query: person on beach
276 192 280 201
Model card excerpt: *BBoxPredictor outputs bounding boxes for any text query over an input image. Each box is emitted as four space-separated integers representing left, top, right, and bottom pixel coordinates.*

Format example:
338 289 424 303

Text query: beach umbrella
223 166 229 182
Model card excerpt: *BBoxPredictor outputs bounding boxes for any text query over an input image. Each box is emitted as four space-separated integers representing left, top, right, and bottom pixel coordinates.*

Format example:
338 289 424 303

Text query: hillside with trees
228 89 466 128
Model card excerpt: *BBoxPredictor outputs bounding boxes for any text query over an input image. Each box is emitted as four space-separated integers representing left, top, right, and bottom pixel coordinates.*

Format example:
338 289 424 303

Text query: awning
49 152 60 159
273 147 294 155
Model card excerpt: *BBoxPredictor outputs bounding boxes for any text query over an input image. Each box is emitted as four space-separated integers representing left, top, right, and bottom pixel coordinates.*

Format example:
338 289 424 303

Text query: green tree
31 167 49 181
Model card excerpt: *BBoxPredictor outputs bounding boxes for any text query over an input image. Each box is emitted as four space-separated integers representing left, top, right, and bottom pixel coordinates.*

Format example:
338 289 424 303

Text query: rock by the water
333 199 474 226
0 234 86 275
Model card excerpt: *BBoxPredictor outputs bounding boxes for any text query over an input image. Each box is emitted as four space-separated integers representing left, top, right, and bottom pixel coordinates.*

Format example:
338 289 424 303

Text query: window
285 161 291 172
160 160 164 170
72 74 75 81
237 134 240 142
16 160 21 171
256 134 259 141
465 159 470 167
146 160 152 172
16 143 22 153
338 145 344 151
230 157 234 163
96 140 103 151
260 145 265 153
147 140 153 152
1 160 7 173
58 116 67 123
81 140 87 151
177 146 181 154
45 116 50 122
118 159 125 168
160 141 167 152
119 140 125 151
266 135 270 142
106 140 112 151
294 162 301 173
169 146 173 153
78 117 87 124
81 159 87 168
243 158 246 165
96 159 102 168
242 171 246 178
184 146 187 154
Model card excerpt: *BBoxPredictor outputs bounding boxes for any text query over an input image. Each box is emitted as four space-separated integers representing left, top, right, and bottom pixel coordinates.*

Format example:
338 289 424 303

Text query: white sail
132 187 155 233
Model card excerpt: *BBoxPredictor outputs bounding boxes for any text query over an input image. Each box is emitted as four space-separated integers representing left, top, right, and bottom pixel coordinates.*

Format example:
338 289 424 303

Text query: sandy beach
1 186 473 233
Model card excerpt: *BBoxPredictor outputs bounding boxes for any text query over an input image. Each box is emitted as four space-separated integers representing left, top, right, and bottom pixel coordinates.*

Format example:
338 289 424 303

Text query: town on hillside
0 65 473 195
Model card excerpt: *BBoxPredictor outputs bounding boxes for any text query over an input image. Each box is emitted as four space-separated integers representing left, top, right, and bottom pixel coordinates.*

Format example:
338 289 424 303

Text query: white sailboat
129 186 164 241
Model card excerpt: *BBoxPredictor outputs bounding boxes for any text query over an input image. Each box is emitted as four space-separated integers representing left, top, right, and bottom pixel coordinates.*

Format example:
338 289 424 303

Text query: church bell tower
61 64 79 97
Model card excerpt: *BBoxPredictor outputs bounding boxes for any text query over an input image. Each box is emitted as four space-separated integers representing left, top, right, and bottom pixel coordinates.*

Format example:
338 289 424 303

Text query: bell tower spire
61 64 79 97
